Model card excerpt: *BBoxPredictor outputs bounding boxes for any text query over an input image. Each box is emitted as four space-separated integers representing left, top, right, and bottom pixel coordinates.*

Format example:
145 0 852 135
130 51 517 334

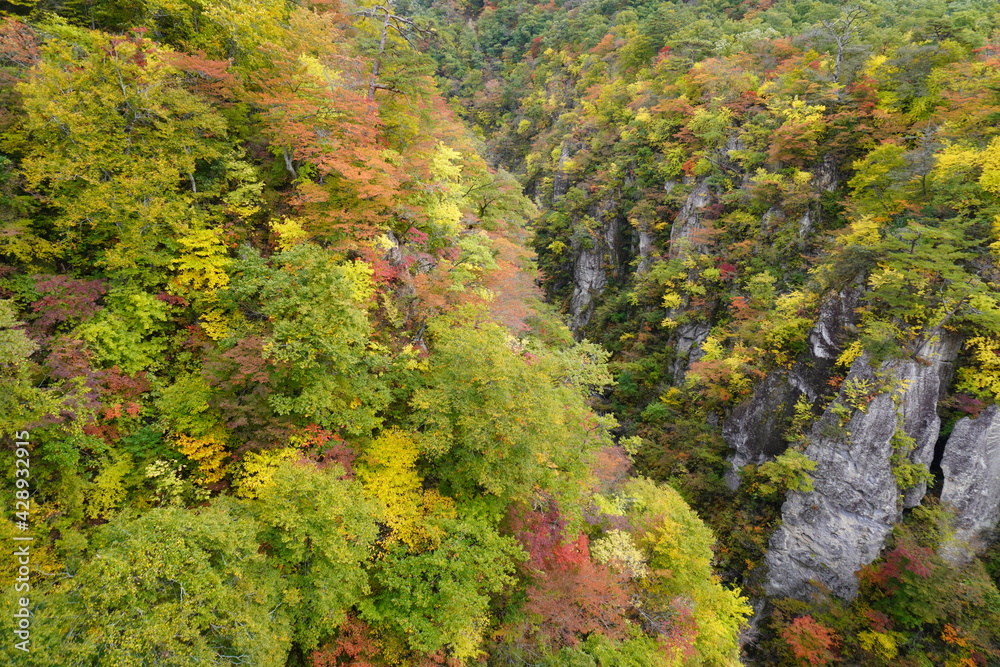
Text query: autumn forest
3 0 1000 665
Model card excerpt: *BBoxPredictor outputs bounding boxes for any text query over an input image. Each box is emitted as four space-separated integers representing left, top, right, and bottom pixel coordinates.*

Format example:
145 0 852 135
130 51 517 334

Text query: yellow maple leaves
957 336 1000 401
234 448 300 499
173 432 228 485
356 429 455 550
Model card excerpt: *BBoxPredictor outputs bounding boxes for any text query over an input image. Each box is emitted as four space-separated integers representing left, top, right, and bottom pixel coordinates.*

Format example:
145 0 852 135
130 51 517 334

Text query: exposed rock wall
568 241 608 331
797 156 840 238
723 288 862 487
940 406 1000 564
636 221 656 274
723 372 796 479
668 180 712 258
765 336 959 600
808 287 860 361
670 319 711 385
568 204 623 331
764 356 899 600
897 334 961 508
552 142 573 201
655 179 715 378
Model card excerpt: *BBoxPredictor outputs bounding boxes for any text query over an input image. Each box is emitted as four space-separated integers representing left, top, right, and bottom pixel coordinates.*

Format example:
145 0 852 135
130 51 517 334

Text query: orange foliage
166 51 242 105
311 616 381 667
781 615 839 666
482 232 541 333
248 9 403 247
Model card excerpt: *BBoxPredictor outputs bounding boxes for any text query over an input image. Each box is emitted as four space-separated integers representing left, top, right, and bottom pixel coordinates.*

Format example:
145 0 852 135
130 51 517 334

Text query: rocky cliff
940 405 1000 564
668 180 712 259
765 335 959 600
723 287 862 487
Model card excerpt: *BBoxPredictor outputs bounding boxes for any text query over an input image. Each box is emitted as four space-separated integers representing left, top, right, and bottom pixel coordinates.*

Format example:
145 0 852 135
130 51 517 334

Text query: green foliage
25 0 1000 662
540 632 675 667
155 372 218 437
0 299 45 435
410 308 613 511
23 501 291 666
76 289 171 373
356 428 456 549
13 28 241 280
251 461 380 650
362 517 524 661
888 427 932 491
228 243 389 436
620 478 752 666
757 450 818 497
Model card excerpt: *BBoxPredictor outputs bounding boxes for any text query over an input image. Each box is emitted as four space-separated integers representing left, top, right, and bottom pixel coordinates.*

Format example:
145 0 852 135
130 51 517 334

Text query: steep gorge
6 0 1000 663
414 0 1000 661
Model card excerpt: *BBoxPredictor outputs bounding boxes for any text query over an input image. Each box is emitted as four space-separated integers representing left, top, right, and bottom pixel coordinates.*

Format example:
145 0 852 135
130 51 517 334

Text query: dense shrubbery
9 0 1000 662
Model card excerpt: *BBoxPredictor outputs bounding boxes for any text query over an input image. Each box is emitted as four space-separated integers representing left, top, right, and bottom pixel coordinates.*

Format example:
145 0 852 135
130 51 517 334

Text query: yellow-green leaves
356 429 456 549
410 310 612 511
0 300 48 435
39 502 292 667
848 144 908 217
361 517 524 661
420 142 467 239
172 227 231 294
252 461 380 650
232 243 388 436
16 31 232 277
619 478 751 666
77 289 171 373
234 447 299 499
957 336 1000 401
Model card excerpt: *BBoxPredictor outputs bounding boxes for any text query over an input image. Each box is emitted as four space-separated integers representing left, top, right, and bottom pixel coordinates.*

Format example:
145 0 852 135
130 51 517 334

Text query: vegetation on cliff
404 0 1000 663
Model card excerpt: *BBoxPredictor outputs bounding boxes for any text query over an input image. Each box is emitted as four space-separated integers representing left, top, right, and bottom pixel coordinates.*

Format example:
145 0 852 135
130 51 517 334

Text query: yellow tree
13 27 247 283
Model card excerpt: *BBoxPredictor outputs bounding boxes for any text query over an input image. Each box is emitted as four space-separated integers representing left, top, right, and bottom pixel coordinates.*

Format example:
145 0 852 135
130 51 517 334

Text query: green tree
409 309 614 513
0 299 45 435
250 460 380 651
13 27 246 283
619 478 751 666
361 517 524 661
228 243 390 437
27 501 291 666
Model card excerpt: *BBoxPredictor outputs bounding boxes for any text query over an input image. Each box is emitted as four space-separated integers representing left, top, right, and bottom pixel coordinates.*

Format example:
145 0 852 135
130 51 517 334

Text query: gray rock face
765 336 958 601
723 372 800 490
761 206 785 233
568 205 622 331
668 180 712 258
723 288 862 488
797 210 814 239
765 357 902 600
552 143 573 201
808 288 861 361
568 244 608 331
940 406 1000 564
813 154 840 193
897 334 960 508
636 222 656 274
670 319 711 385
798 156 840 239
